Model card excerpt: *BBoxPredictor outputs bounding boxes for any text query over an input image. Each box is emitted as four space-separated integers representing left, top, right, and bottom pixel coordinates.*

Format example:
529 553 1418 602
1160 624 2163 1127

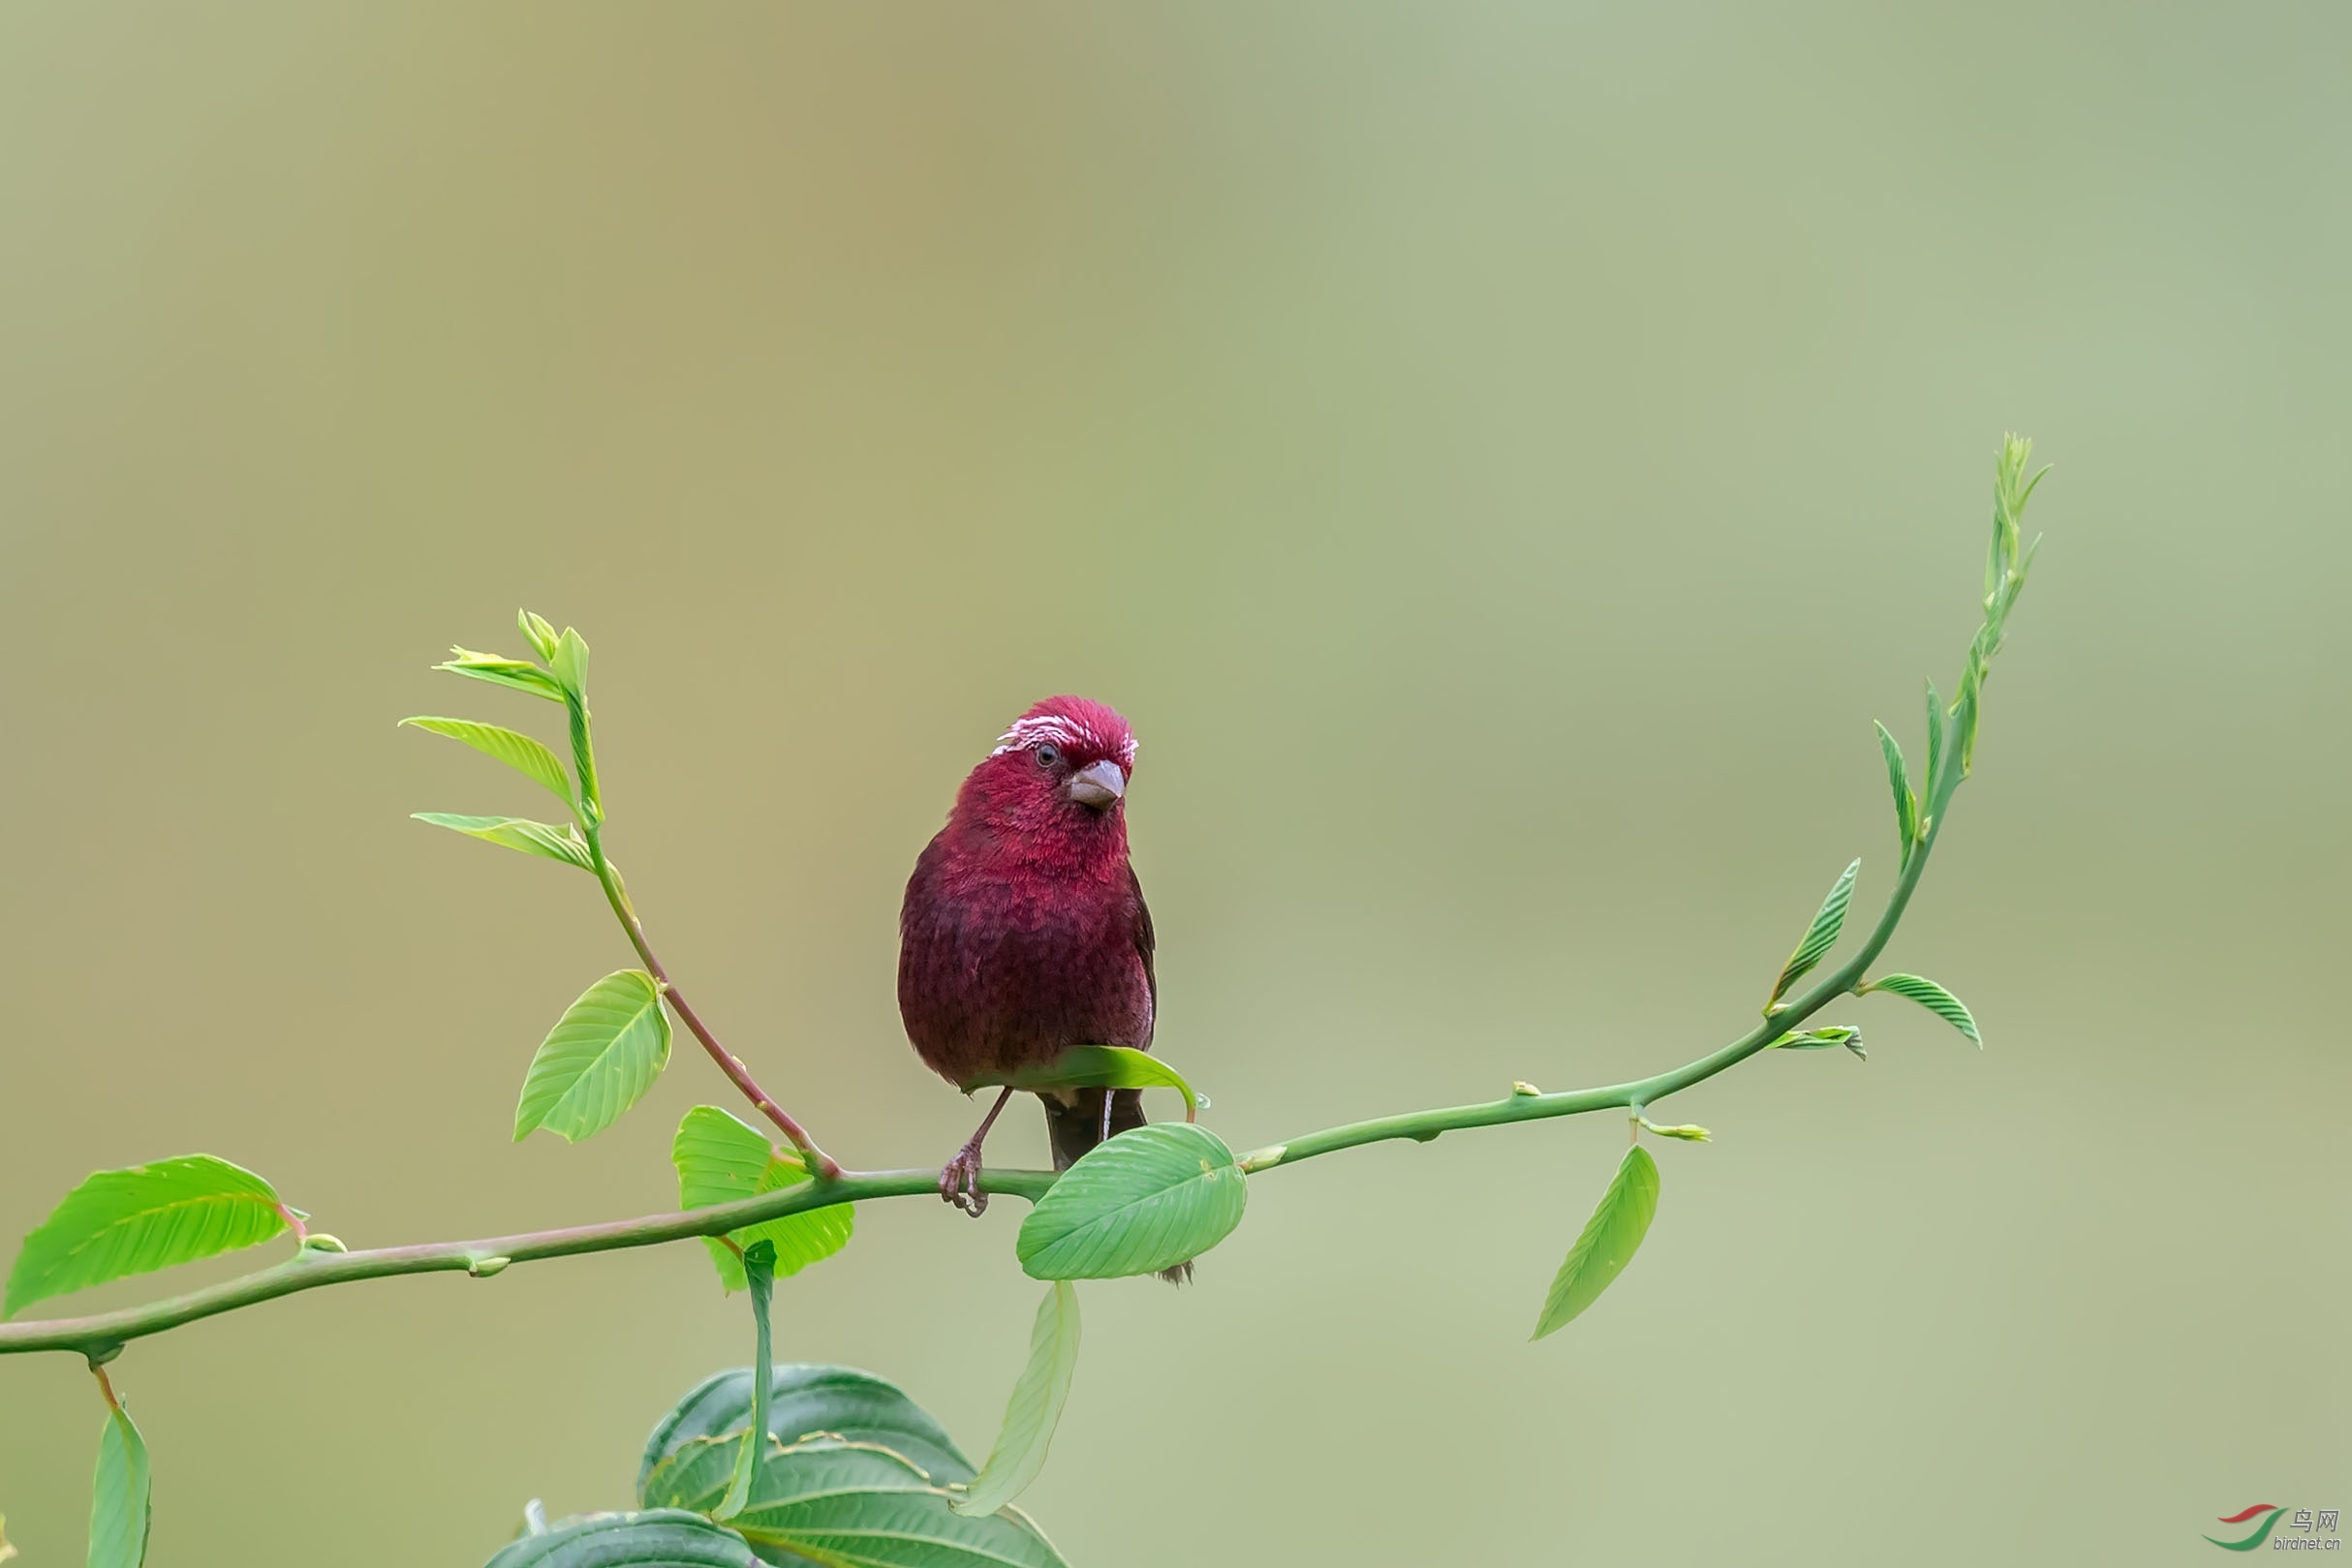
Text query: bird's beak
1068 759 1127 810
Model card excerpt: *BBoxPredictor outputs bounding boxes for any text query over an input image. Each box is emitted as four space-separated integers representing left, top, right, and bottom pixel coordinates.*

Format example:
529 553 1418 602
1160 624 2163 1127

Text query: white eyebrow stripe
990 715 1090 755
989 713 1137 767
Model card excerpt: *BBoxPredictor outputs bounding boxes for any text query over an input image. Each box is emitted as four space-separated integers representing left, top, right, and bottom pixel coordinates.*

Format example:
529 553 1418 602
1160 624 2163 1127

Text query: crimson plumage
898 696 1160 1206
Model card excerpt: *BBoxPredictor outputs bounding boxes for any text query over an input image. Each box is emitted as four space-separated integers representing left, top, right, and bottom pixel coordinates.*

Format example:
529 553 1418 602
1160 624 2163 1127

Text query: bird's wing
1130 860 1158 1040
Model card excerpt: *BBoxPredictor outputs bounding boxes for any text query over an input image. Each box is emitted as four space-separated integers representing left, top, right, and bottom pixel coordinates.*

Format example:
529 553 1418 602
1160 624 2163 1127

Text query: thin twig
589 841 838 1180
1236 820 1936 1172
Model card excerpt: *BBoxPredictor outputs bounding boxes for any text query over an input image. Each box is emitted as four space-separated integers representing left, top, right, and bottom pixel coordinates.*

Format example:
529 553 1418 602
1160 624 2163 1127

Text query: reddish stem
595 864 838 1180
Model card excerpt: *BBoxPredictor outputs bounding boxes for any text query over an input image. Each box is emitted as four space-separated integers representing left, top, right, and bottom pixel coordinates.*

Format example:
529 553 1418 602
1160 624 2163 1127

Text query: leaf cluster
493 1361 1070 1568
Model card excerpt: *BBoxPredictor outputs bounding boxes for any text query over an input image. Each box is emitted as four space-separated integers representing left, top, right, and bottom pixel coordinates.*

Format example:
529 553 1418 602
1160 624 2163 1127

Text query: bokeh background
2 4 2345 1563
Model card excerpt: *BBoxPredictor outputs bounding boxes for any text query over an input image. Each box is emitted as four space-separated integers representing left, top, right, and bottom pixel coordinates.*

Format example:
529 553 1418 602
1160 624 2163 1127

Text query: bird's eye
1035 744 1062 768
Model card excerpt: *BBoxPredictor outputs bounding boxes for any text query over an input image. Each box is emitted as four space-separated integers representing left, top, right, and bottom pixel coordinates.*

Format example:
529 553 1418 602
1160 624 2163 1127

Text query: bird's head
953 695 1138 841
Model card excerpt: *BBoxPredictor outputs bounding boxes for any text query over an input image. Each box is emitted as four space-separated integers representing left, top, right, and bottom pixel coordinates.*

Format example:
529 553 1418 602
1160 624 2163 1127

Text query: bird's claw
940 1146 988 1216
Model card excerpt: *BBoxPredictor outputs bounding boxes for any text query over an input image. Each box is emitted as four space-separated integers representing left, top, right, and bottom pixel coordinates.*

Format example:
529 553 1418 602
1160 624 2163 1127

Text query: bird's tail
1040 1088 1192 1285
1041 1086 1145 1170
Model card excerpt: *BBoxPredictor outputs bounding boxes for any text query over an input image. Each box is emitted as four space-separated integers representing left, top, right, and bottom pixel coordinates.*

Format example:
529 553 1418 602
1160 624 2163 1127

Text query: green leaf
674 1106 779 1205
640 1367 973 1504
727 1443 1069 1568
88 1402 151 1568
1874 722 1918 867
8 1155 289 1318
519 609 562 662
512 971 672 1143
964 1046 1201 1119
640 1436 754 1516
1532 1145 1659 1339
1923 679 1946 811
480 1511 758 1568
435 647 566 703
1017 1123 1247 1280
953 1282 1080 1519
716 1243 779 1521
412 813 592 871
671 1108 854 1291
1768 858 1860 1009
644 1440 1068 1566
400 718 573 804
1863 973 1981 1045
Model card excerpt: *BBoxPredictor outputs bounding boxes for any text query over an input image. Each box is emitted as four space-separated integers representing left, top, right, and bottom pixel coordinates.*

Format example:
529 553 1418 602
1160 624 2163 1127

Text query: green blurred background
2 4 2345 1562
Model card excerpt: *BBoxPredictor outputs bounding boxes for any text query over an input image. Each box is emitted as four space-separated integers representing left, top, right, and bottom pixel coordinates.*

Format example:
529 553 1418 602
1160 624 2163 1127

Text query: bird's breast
898 850 1151 1084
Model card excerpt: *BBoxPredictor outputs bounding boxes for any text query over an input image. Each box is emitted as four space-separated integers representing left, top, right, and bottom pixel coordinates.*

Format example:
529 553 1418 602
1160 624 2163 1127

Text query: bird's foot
939 1143 988 1217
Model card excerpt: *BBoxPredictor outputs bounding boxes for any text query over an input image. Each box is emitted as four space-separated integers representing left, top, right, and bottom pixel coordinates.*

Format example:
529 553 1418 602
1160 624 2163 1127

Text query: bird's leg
941 1087 1014 1216
1098 1086 1114 1146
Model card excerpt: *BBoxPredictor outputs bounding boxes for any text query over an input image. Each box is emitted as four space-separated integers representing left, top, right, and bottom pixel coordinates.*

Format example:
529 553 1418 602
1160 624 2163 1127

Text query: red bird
899 695 1158 1219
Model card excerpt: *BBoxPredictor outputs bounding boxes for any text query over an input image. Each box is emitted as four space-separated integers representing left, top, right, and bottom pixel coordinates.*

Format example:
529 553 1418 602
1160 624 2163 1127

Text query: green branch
1238 816 1936 1172
0 436 2046 1372
0 817 1936 1363
0 1170 1053 1360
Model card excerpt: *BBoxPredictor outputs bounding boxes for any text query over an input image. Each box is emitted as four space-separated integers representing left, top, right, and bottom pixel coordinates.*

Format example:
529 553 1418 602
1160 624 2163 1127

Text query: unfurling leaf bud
1771 1025 1865 1060
549 628 600 815
550 628 591 705
435 647 566 702
518 609 561 661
